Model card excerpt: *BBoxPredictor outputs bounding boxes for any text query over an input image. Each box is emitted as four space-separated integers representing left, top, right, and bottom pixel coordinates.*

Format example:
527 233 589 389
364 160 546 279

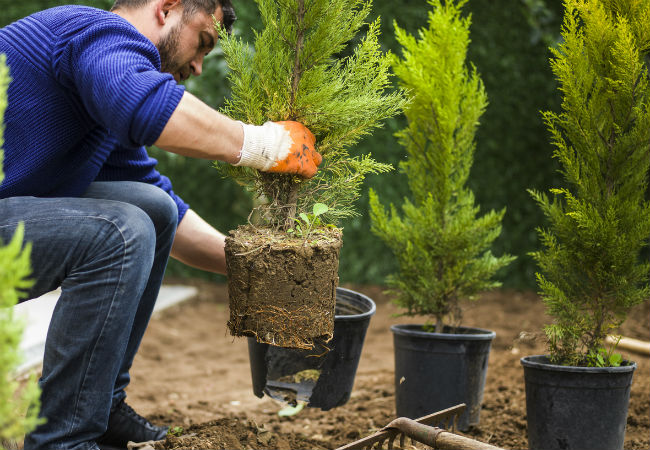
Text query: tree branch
290 0 306 115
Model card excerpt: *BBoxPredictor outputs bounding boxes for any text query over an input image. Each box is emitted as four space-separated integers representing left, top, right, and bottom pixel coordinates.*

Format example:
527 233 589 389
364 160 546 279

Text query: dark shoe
96 400 168 450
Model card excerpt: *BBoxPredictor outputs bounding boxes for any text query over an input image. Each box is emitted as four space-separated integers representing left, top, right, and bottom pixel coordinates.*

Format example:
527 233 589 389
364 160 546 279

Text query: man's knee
148 186 178 231
2 198 158 299
105 202 157 259
107 182 178 233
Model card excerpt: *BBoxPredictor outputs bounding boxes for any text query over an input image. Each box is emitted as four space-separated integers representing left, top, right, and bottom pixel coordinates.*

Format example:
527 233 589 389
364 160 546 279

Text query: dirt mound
130 280 649 450
154 416 327 450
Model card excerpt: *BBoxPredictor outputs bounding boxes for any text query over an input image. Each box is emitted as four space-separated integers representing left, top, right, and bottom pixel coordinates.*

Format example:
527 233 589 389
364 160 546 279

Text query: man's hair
111 0 236 33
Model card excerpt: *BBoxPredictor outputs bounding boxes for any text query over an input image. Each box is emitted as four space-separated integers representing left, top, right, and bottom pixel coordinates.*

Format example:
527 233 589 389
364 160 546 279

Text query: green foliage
522 0 562 47
1 0 114 27
0 55 42 448
168 426 184 437
337 0 565 289
598 0 650 53
530 0 650 366
218 0 405 229
0 1 568 288
0 225 42 446
585 346 622 367
369 0 515 330
287 202 331 237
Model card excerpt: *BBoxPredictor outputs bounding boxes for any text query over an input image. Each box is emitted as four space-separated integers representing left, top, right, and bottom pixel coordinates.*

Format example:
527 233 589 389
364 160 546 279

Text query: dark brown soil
131 280 649 450
154 417 328 450
225 225 342 349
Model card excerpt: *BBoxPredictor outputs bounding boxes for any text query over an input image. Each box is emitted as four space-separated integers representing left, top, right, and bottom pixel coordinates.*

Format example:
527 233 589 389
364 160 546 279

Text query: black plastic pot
521 355 636 450
247 287 376 410
391 324 495 431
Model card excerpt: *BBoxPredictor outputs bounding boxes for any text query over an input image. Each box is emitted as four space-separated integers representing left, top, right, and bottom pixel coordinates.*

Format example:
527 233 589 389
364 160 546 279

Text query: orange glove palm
267 121 322 178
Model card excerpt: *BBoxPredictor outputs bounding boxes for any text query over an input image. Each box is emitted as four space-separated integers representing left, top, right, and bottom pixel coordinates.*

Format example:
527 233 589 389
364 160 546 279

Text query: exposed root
228 304 333 350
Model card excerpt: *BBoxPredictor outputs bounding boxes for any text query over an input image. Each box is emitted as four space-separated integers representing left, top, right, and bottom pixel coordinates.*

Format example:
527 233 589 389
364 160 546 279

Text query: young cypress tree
529 0 650 366
218 0 405 230
217 0 405 349
369 0 514 332
0 54 42 448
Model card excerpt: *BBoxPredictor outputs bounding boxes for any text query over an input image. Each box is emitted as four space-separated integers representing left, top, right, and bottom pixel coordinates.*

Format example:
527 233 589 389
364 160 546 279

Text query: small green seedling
287 203 329 238
168 426 184 437
422 322 437 333
586 347 622 368
278 401 306 417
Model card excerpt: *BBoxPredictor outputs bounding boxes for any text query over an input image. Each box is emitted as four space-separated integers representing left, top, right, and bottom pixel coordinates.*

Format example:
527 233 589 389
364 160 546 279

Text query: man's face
158 5 223 82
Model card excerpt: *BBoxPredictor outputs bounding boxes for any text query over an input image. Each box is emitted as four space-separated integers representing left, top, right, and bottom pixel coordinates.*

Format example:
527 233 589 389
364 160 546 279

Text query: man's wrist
233 122 289 171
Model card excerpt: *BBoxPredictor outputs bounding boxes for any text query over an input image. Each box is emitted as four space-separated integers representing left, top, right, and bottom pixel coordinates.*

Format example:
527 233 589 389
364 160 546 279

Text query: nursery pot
391 324 495 431
225 225 342 349
247 287 376 410
521 355 636 450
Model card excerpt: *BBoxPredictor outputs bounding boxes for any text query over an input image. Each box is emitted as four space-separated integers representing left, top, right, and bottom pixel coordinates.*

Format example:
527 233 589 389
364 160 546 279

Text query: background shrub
1 0 565 288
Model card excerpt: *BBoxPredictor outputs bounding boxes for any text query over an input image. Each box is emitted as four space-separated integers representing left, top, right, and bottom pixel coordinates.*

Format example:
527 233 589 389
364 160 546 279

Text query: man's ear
155 0 183 25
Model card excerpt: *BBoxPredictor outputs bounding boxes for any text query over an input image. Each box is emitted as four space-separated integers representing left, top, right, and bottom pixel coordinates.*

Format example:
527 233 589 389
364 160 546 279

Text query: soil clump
225 226 342 349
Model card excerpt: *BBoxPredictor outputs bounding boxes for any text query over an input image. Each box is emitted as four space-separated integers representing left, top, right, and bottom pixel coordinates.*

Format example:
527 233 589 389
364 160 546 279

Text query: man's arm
155 91 322 178
158 92 321 274
170 208 227 274
154 91 243 164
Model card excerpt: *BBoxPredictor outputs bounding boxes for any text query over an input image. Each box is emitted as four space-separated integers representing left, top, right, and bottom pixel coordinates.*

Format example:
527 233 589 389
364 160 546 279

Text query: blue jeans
0 182 177 450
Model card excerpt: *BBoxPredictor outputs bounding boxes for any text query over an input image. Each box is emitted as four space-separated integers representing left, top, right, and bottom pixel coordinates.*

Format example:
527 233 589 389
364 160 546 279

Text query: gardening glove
235 121 322 178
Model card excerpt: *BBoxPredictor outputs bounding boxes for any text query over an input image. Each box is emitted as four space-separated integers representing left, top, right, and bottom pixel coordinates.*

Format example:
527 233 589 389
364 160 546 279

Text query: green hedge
2 1 565 288
340 0 564 289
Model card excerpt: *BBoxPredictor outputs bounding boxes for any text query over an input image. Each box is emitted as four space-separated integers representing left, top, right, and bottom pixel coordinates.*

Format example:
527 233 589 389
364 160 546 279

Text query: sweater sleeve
95 144 190 223
53 18 184 148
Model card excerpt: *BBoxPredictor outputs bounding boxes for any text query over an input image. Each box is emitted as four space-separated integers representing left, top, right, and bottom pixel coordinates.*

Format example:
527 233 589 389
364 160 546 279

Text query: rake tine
414 404 466 428
335 404 467 450
387 433 396 450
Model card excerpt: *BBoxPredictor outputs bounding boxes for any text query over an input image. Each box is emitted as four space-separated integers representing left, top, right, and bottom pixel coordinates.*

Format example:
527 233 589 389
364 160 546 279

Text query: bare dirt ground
127 279 650 450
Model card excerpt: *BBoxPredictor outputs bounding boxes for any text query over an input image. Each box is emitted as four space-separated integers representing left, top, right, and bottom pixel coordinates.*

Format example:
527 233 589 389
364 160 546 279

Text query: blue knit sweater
0 5 189 221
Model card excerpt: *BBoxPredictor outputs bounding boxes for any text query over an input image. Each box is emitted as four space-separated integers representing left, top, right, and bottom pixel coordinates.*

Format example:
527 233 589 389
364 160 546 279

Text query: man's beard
158 23 183 76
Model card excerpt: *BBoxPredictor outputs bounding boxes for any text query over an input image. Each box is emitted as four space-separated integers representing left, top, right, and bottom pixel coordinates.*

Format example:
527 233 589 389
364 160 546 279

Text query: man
0 1 321 449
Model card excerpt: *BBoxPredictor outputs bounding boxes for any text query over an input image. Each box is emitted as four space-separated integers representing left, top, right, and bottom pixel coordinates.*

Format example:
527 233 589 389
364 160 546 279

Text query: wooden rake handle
606 335 650 356
382 417 503 450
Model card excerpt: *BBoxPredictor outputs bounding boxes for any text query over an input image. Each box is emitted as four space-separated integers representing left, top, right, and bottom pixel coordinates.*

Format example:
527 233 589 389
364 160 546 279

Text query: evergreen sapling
217 0 405 230
216 0 405 348
529 0 650 366
369 0 515 333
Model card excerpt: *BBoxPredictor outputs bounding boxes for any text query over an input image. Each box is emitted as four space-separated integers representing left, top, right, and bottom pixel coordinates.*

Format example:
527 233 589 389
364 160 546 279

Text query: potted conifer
522 1 650 449
369 0 514 431
216 0 405 408
0 55 42 450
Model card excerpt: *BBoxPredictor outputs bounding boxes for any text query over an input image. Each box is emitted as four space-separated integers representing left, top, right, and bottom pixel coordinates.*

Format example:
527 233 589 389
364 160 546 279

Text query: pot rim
390 323 496 340
335 287 376 321
520 354 637 373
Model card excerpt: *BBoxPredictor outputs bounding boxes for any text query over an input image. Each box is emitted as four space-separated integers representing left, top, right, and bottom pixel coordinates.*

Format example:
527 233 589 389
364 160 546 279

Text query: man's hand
235 121 322 178
266 121 321 177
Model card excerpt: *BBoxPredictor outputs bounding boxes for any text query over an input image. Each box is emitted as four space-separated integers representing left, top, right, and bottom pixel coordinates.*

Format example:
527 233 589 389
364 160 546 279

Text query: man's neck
112 6 161 45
